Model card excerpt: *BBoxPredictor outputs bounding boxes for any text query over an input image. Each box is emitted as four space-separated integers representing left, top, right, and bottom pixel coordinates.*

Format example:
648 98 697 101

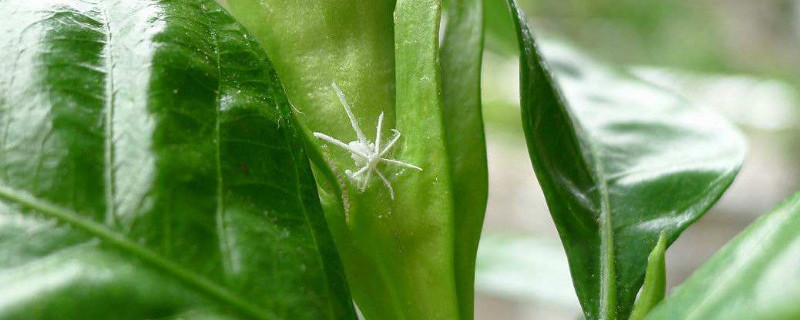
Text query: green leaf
483 0 517 55
505 1 746 319
644 191 800 320
629 232 667 320
227 1 462 319
0 0 353 319
441 0 488 319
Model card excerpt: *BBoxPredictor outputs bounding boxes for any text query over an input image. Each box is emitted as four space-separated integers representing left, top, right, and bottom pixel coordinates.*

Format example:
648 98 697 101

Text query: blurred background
475 0 800 319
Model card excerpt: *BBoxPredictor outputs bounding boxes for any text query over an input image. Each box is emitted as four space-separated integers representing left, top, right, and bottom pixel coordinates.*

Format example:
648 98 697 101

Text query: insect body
313 83 422 199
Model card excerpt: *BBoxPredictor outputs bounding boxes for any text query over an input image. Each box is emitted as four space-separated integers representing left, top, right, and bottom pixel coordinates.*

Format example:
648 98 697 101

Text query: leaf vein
0 182 273 320
100 4 117 228
212 29 234 276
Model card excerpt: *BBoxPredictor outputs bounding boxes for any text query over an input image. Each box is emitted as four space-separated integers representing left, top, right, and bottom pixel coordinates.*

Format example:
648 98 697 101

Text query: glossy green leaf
628 232 667 320
441 0 488 318
226 1 462 319
0 0 353 319
506 1 746 319
645 191 800 320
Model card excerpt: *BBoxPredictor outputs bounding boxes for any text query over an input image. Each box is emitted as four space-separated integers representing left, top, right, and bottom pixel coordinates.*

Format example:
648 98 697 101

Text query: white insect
313 83 422 199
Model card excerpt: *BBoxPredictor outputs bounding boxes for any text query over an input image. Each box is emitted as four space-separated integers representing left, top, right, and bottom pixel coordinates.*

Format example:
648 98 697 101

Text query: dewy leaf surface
0 0 353 319
645 191 800 320
506 1 746 319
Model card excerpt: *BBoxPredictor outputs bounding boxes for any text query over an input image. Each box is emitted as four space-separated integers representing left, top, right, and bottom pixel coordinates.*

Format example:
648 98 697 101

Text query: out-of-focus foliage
487 0 800 82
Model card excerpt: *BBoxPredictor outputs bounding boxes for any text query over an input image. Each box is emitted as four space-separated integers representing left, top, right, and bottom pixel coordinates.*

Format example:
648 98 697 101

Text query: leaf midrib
517 11 618 317
100 4 117 228
0 183 273 320
513 6 618 317
584 137 617 320
211 29 234 276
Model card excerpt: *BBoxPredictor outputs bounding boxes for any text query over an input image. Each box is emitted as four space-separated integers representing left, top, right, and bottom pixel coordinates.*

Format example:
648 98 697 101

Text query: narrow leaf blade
441 0 488 318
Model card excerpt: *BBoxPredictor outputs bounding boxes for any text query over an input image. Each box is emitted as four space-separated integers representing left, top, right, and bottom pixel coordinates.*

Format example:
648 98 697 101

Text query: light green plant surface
644 191 800 320
389 1 459 318
0 0 353 319
628 232 666 320
506 0 746 319
225 0 488 319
